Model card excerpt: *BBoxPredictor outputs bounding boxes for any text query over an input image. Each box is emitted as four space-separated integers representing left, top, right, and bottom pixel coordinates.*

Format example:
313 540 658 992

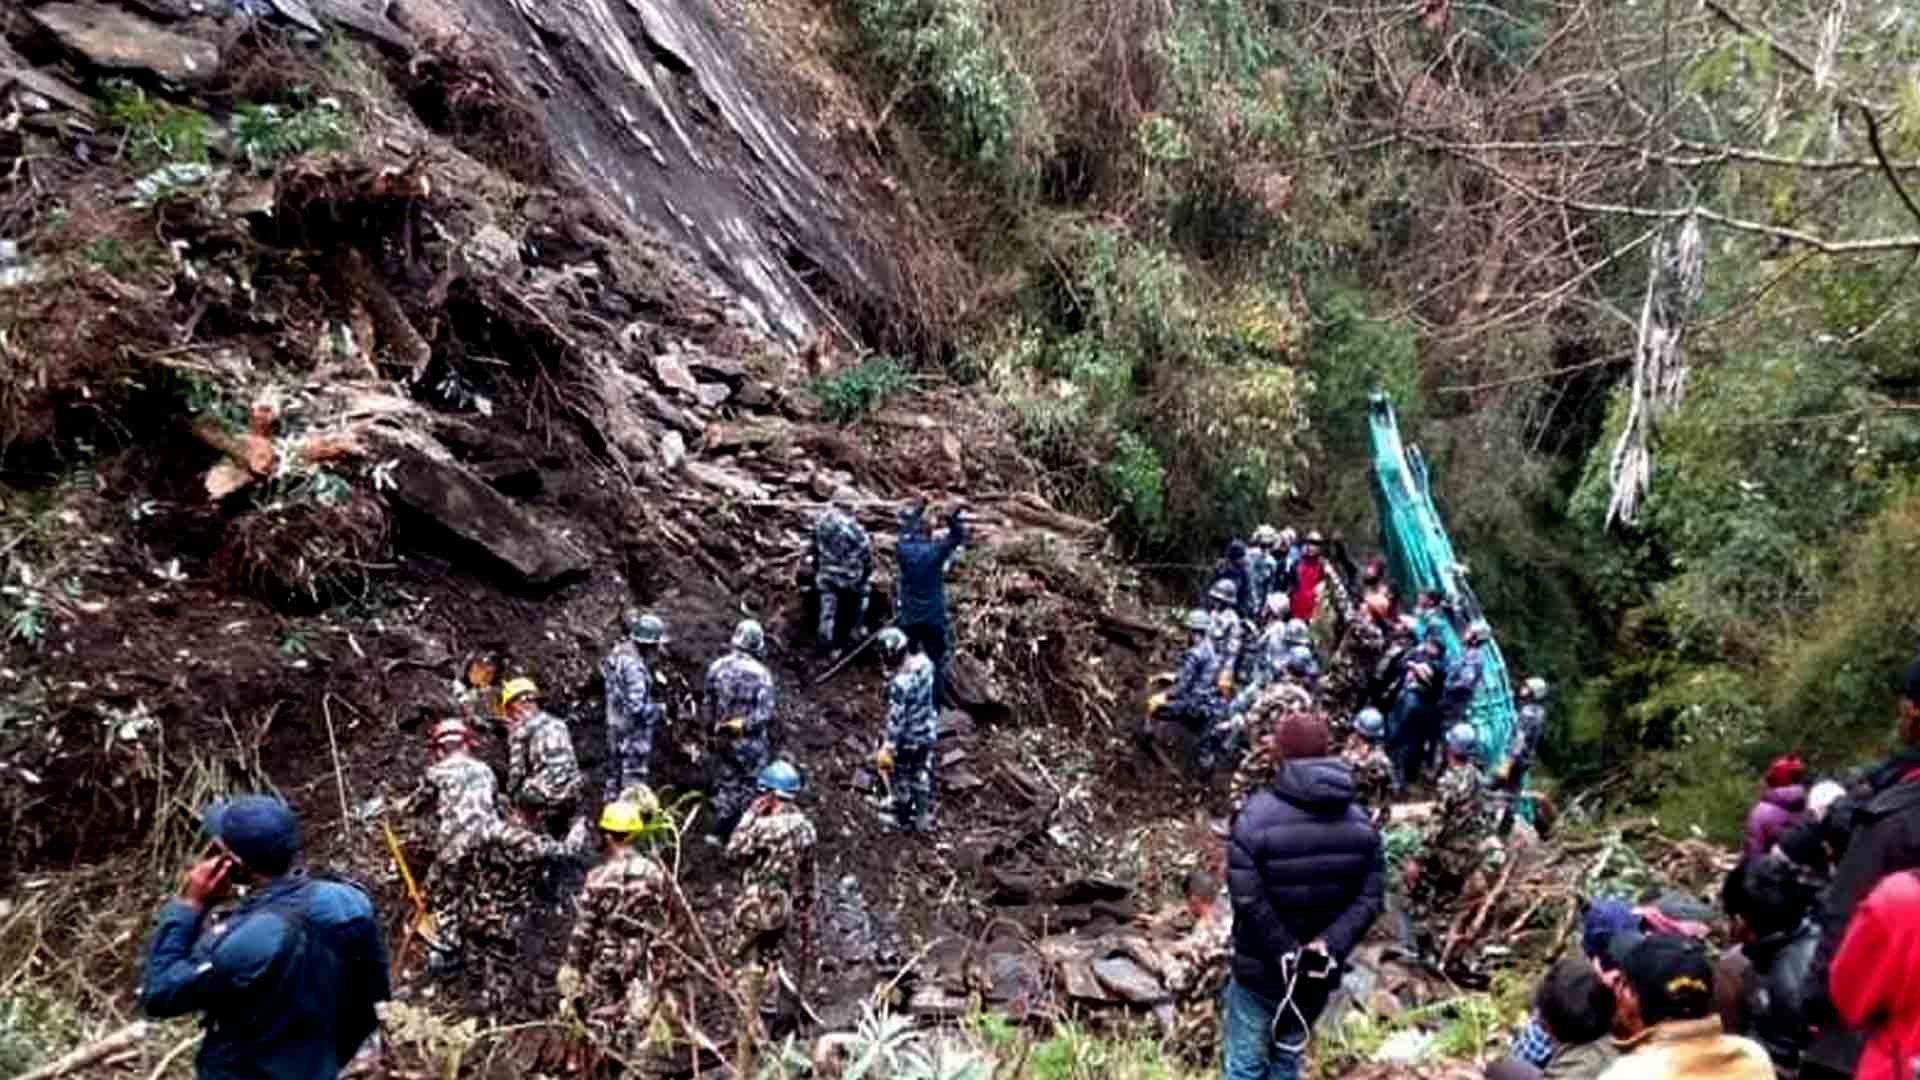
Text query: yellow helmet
598 799 649 835
499 677 539 709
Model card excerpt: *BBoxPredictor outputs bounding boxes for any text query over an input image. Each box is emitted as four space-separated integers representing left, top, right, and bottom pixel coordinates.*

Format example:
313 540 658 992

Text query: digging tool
810 626 888 686
382 819 432 967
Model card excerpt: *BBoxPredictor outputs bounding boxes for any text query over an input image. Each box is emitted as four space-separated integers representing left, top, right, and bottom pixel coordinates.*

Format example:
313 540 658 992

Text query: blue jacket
143 874 390 1080
894 511 966 628
1228 757 1384 1009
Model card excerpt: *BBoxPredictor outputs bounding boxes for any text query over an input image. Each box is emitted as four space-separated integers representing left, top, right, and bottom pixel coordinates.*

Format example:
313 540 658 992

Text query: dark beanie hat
1621 935 1715 1025
204 795 301 873
1276 709 1331 760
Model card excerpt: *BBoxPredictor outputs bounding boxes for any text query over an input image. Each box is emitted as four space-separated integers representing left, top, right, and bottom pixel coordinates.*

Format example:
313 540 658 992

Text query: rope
1268 950 1314 1055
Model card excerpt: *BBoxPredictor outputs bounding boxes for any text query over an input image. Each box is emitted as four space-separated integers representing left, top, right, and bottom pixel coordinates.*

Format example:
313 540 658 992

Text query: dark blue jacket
1228 757 1384 1008
895 511 966 628
143 874 390 1080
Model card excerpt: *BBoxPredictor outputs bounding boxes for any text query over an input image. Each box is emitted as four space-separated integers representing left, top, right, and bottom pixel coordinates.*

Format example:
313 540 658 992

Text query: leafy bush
231 99 350 171
815 356 911 421
850 0 1043 172
102 80 212 167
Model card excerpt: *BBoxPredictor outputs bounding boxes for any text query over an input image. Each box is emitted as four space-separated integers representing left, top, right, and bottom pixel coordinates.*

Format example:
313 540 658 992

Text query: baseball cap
1619 935 1715 1025
203 795 301 872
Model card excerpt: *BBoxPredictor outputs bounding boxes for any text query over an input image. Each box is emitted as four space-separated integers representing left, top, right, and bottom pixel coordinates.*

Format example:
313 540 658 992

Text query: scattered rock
1092 956 1171 1006
684 461 767 500
694 381 731 407
734 381 772 409
383 452 589 585
688 353 749 382
1 65 96 117
30 4 221 85
702 421 779 453
463 224 522 276
651 351 700 396
660 431 686 472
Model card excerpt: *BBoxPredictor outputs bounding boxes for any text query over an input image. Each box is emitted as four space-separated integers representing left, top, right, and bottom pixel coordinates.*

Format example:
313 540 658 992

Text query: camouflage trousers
426 845 539 979
604 705 659 800
815 578 869 649
891 745 935 831
577 973 667 1063
708 735 770 840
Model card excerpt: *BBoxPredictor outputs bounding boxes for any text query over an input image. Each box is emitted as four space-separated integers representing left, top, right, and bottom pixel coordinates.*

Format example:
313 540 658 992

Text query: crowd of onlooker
1480 657 1920 1080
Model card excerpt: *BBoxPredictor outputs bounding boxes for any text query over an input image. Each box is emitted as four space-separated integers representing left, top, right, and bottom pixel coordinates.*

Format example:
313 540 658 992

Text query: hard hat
1252 525 1280 547
1208 579 1238 604
614 783 662 817
627 610 668 645
1446 722 1479 756
1465 620 1492 644
1264 592 1288 618
430 717 471 746
731 619 766 657
1282 619 1311 646
878 627 908 654
1279 527 1298 545
1184 609 1213 632
1284 645 1316 675
1525 676 1549 700
757 760 802 799
1304 530 1325 544
1353 708 1385 741
499 677 539 708
598 799 649 834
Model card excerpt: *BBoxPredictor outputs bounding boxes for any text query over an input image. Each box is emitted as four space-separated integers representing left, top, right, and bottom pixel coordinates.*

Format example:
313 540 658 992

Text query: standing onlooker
1596 936 1773 1080
1743 755 1808 858
143 796 390 1080
1723 855 1821 1078
1806 659 1920 1078
1828 869 1920 1080
1224 711 1385 1080
1289 531 1328 623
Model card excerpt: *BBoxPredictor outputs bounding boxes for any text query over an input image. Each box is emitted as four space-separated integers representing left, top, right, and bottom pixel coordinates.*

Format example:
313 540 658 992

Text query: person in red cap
1742 754 1807 858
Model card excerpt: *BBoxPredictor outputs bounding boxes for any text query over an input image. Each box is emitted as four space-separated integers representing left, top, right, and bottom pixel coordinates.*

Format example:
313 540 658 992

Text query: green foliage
230 99 350 172
849 0 1041 172
78 236 165 277
102 80 212 167
815 356 911 421
1303 283 1420 461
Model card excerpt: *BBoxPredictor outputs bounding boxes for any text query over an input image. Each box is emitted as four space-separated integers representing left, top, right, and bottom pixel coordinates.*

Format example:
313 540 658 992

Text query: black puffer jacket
1227 757 1384 1007
1738 918 1821 1076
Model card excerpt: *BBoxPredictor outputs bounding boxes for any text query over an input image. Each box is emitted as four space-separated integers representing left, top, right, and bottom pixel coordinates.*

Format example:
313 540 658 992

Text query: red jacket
1291 556 1324 622
1830 869 1920 1080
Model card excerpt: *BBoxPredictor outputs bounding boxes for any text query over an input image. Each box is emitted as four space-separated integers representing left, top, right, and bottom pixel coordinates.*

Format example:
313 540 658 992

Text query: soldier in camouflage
1205 579 1245 688
1342 707 1395 829
726 761 816 1019
451 651 503 734
1496 677 1549 834
704 620 776 844
1325 590 1392 721
1245 526 1282 622
1228 597 1292 716
1225 694 1320 810
812 500 873 657
501 678 583 834
557 788 675 1065
1404 722 1496 951
1141 610 1224 776
874 628 938 832
601 610 669 800
416 718 571 979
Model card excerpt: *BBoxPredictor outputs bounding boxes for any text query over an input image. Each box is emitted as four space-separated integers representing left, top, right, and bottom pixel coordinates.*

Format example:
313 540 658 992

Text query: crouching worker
1139 609 1225 775
1225 711 1385 1080
143 795 391 1079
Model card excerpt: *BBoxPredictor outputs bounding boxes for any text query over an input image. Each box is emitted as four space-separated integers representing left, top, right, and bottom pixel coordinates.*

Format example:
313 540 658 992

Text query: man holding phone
1225 711 1386 1080
142 795 390 1080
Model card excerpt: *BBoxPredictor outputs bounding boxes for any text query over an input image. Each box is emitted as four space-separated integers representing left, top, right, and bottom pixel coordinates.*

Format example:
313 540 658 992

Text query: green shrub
850 0 1042 172
815 356 911 421
102 80 213 167
231 100 351 172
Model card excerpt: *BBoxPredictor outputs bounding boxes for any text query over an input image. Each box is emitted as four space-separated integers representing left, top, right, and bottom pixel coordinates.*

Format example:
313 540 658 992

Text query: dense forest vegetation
824 0 1920 835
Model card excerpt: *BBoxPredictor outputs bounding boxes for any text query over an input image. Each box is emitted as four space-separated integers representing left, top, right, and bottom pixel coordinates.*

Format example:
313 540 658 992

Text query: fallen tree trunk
18 1022 150 1080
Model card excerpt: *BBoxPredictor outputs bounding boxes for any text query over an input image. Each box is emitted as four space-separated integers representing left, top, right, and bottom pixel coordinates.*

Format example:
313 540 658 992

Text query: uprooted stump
213 492 391 612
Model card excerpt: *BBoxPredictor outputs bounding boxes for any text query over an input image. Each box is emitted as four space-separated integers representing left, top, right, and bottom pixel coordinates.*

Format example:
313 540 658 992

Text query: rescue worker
416 718 570 976
1344 707 1395 829
1247 527 1282 619
811 499 873 657
501 678 583 836
894 501 967 703
1226 698 1323 811
1206 578 1245 685
1327 586 1393 719
1404 723 1496 956
704 619 776 844
557 788 674 1065
873 627 938 833
601 610 668 799
1212 540 1256 620
1438 621 1492 770
1226 596 1290 717
1498 676 1549 834
1143 610 1225 776
1389 636 1447 792
453 650 504 732
726 761 817 1020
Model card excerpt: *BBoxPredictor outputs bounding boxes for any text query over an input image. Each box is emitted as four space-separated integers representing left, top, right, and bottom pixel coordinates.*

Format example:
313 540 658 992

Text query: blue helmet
1445 722 1479 757
1284 645 1316 675
757 760 802 799
1353 707 1386 741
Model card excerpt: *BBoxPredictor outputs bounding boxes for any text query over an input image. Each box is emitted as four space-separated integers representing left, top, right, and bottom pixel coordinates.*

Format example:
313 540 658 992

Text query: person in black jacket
893 501 966 703
1225 710 1385 1080
1804 656 1920 1080
1724 853 1820 1078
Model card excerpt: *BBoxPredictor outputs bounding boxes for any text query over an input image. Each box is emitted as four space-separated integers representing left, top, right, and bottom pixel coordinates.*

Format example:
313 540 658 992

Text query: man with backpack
143 795 390 1080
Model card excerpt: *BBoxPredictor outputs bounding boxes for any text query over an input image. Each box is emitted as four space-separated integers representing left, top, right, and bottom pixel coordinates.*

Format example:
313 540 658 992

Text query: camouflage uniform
601 640 663 799
451 679 501 734
813 507 873 648
885 651 939 830
726 797 818 1006
1160 890 1233 998
1342 738 1395 829
1226 692 1318 810
1208 608 1244 682
1408 760 1495 932
1151 637 1225 776
704 649 776 839
1325 611 1389 720
1227 621 1289 717
1245 549 1278 621
421 750 568 975
1497 700 1547 832
507 708 583 820
563 844 674 1058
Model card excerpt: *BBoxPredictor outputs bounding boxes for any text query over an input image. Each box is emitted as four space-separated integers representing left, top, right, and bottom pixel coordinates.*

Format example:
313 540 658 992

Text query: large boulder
29 4 220 85
384 453 588 585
